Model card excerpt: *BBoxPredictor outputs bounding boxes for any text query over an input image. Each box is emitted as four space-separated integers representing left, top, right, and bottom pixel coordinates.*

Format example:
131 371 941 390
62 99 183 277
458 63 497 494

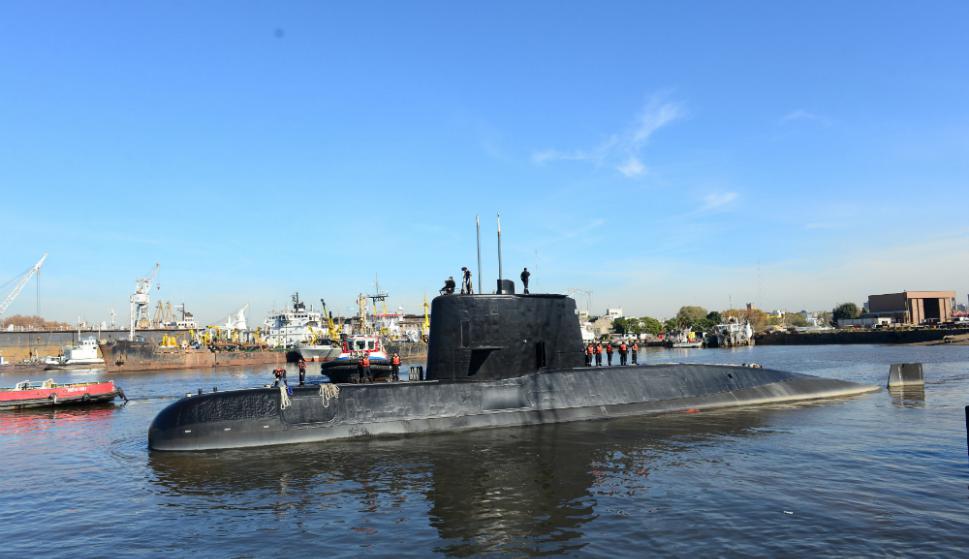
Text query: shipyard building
866 291 956 324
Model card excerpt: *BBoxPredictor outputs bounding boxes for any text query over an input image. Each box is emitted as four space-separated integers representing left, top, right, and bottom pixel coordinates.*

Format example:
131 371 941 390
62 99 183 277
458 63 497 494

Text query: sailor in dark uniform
520 267 530 294
461 267 473 294
441 276 456 295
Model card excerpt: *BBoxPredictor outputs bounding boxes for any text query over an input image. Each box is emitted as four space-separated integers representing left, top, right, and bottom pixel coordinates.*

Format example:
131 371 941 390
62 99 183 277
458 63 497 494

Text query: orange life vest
595 345 602 354
392 355 401 366
620 343 627 352
362 356 370 367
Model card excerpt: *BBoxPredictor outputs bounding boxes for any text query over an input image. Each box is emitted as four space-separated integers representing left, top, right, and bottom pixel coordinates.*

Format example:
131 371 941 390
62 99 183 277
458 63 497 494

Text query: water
1 345 968 557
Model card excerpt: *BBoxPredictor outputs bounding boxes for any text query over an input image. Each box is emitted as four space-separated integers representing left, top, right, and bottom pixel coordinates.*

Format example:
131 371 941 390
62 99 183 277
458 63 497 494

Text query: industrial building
866 291 957 324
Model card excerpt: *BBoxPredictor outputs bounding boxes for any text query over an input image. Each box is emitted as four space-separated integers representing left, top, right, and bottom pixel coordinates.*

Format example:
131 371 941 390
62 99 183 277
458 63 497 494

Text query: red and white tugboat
0 379 125 410
319 335 393 383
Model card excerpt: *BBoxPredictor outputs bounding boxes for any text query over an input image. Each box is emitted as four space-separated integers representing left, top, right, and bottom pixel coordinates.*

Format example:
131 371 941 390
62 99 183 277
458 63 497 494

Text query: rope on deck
319 384 340 408
279 384 292 410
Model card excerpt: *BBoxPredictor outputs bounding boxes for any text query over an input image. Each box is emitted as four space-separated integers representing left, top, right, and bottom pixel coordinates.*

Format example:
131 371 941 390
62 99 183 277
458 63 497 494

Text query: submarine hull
149 363 877 451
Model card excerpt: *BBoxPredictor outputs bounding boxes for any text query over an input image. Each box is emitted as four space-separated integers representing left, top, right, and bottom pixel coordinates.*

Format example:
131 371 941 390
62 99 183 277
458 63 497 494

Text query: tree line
608 302 858 337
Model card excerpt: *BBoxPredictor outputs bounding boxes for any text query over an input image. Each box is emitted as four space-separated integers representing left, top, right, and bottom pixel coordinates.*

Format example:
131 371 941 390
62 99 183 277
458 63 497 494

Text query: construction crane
319 299 341 341
129 263 160 340
0 253 48 319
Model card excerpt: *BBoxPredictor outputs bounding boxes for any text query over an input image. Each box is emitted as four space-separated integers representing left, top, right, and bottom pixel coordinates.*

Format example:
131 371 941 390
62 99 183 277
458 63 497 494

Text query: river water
1 344 967 557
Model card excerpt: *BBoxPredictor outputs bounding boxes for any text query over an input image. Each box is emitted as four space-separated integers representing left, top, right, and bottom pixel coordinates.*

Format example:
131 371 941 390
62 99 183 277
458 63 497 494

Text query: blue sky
2 1 967 324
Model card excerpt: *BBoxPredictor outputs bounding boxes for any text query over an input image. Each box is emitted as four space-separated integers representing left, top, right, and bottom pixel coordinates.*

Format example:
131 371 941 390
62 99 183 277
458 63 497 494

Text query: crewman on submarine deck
272 367 287 387
520 267 530 294
391 352 401 381
298 359 307 386
440 276 456 295
461 267 473 294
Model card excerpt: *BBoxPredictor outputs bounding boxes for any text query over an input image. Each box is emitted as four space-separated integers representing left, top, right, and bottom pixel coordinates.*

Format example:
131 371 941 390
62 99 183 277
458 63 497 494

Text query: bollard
888 363 924 388
213 386 218 393
197 388 203 395
408 365 424 381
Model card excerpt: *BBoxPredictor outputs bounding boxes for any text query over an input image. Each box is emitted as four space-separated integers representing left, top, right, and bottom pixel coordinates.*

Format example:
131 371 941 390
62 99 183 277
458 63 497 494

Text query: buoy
888 363 924 388
686 408 700 414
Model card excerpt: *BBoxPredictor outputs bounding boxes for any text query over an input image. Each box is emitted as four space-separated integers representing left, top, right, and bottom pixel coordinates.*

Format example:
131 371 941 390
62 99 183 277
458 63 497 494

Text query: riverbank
755 327 968 346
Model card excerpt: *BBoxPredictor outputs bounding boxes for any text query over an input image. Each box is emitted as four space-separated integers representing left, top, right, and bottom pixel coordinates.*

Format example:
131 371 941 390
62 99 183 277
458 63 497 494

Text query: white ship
44 337 105 370
711 318 755 348
262 292 324 349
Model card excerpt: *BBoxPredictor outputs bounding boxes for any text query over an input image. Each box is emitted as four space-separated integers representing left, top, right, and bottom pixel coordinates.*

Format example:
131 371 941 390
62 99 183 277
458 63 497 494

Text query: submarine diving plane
148 279 878 451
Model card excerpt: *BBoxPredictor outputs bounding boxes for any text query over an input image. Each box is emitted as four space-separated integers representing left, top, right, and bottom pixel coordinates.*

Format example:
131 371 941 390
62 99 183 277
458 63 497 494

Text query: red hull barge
0 379 123 410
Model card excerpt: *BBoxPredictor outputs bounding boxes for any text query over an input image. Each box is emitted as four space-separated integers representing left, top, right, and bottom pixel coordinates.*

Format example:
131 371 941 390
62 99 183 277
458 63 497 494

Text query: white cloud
617 157 646 177
531 94 685 178
700 191 737 211
780 109 832 126
531 148 595 165
633 99 686 143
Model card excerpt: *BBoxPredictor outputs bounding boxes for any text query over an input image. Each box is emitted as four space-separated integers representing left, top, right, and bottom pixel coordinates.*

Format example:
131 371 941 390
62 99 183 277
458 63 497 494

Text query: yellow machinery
422 295 430 339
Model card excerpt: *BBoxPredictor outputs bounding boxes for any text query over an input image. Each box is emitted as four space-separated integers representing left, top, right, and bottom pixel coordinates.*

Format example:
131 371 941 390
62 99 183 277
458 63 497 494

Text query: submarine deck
149 362 879 451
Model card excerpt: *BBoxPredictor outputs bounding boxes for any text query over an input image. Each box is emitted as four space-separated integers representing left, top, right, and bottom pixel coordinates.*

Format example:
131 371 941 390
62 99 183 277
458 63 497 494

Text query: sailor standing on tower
520 267 530 294
461 267 473 294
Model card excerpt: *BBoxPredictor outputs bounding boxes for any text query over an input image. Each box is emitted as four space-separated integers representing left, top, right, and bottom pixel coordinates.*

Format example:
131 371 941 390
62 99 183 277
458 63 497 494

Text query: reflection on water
0 405 119 435
148 410 771 556
889 386 926 408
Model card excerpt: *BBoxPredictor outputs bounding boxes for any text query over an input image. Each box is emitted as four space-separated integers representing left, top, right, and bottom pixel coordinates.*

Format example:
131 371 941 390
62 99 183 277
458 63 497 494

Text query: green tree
785 313 808 327
691 318 715 332
832 303 860 321
676 305 708 326
640 316 663 336
611 317 628 335
625 317 643 336
706 311 722 324
663 318 678 333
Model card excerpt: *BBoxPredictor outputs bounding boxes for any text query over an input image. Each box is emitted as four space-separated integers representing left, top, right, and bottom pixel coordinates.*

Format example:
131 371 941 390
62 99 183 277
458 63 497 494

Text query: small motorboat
0 379 125 410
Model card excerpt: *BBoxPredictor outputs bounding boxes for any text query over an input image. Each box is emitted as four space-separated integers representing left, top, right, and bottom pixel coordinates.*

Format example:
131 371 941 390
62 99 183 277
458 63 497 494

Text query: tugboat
0 378 125 410
319 334 392 382
148 279 878 451
664 328 704 349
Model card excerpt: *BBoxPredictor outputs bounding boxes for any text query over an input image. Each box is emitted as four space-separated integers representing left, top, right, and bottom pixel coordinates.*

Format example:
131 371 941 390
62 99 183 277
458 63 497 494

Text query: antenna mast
475 215 482 295
496 213 503 290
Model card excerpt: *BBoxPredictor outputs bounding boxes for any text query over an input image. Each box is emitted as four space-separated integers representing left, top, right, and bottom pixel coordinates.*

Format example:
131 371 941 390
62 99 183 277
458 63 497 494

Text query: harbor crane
129 263 160 341
0 253 48 320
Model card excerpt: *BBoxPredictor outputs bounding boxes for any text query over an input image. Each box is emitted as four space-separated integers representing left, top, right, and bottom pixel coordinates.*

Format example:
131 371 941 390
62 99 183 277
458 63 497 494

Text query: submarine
148 280 878 451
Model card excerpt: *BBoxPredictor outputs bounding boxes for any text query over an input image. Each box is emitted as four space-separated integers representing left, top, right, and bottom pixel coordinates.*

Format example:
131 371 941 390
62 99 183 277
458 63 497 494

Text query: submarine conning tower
425 291 585 382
